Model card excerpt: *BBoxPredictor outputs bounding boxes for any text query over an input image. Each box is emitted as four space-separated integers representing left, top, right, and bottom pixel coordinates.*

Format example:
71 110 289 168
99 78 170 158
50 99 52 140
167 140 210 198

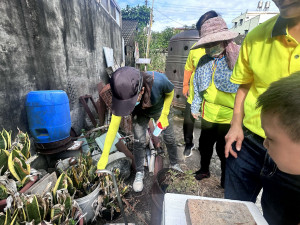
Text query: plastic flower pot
75 183 101 223
102 208 121 221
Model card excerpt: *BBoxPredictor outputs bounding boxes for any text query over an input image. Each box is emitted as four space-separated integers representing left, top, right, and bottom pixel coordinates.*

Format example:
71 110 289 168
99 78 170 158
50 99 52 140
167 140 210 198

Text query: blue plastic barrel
25 90 71 143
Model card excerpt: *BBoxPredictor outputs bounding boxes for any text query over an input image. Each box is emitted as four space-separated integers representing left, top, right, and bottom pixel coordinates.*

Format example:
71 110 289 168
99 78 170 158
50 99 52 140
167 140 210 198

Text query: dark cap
110 67 143 116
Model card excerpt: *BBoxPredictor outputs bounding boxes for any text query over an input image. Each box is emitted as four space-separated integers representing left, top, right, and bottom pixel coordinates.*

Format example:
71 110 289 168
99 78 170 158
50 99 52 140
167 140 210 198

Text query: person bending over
97 66 181 192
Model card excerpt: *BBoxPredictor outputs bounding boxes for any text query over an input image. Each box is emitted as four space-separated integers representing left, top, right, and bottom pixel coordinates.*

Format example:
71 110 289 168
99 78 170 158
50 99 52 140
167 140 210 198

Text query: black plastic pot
102 208 121 221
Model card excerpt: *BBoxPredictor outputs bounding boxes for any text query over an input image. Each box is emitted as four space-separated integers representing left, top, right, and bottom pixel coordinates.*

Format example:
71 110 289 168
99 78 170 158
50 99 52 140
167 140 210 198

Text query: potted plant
0 173 83 225
57 153 129 223
0 129 38 211
95 169 129 221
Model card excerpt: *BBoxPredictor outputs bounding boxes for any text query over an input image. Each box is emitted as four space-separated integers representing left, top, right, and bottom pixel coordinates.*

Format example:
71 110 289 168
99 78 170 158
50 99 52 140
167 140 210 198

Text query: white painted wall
230 11 278 35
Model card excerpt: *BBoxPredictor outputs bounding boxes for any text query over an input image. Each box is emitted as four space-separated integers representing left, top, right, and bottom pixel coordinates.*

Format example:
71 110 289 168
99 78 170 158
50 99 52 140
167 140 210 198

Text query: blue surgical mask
135 101 140 106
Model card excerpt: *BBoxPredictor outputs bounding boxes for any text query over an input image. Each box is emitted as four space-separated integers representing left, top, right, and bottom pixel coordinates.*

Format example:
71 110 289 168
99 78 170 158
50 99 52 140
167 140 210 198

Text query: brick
185 199 256 225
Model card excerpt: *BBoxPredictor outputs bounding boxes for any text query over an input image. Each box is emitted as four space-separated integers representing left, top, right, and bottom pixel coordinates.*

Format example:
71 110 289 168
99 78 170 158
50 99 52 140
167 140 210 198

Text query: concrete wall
0 0 122 135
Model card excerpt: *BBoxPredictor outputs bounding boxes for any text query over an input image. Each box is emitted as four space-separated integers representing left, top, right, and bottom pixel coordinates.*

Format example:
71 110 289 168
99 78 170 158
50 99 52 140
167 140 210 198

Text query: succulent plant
14 128 31 159
0 177 82 225
0 129 11 151
93 169 129 221
0 150 9 176
57 153 129 222
8 149 31 185
0 128 36 200
64 154 98 198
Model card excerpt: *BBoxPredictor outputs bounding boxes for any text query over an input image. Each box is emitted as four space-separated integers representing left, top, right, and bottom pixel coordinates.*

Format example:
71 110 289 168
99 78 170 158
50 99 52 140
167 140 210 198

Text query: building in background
230 1 278 35
122 20 139 67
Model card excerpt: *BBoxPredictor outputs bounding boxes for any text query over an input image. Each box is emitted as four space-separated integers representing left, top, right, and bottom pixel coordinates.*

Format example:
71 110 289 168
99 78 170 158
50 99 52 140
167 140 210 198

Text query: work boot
133 171 144 192
170 164 183 173
195 171 210 181
183 143 195 157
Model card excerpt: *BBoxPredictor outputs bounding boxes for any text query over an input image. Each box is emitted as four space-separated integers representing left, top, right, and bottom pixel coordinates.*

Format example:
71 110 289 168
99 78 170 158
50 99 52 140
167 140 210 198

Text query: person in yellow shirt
97 67 182 192
224 0 300 224
182 11 217 158
190 16 240 188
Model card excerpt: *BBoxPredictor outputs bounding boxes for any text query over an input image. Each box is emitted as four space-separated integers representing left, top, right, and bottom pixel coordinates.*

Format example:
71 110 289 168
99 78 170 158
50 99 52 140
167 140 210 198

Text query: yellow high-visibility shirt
201 69 236 124
184 45 206 104
231 15 300 138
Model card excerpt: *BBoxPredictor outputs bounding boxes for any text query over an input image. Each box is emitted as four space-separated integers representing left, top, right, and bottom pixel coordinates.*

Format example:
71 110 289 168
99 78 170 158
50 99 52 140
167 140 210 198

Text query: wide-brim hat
191 16 238 50
110 67 143 117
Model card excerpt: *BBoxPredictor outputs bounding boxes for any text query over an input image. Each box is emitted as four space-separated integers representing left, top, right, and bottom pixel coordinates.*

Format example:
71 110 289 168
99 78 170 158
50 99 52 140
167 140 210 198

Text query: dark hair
196 10 218 33
140 71 154 108
257 71 300 142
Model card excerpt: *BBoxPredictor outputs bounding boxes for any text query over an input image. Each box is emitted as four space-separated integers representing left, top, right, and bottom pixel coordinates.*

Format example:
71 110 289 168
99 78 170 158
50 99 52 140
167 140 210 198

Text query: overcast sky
116 0 279 31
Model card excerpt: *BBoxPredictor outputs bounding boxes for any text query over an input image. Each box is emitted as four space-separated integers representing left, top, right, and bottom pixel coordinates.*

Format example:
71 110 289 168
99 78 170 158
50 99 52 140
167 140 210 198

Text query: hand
191 112 200 120
224 124 244 158
183 86 189 98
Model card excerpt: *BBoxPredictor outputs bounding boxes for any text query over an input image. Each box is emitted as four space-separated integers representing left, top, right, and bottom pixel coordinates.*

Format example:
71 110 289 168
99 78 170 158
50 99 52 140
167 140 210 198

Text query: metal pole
145 0 154 71
96 169 128 225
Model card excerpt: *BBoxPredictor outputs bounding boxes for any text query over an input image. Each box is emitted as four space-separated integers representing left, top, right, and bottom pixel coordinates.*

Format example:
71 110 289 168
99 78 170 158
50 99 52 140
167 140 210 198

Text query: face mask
135 101 140 106
206 43 225 58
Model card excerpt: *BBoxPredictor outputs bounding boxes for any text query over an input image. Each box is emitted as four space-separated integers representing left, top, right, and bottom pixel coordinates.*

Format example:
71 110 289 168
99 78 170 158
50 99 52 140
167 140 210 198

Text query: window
101 0 109 11
234 22 237 28
245 30 249 35
115 8 120 26
239 19 243 25
101 0 121 26
110 0 116 19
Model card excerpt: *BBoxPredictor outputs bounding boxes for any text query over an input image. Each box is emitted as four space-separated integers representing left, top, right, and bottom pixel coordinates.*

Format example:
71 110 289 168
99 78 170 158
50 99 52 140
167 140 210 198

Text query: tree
151 28 181 52
147 28 181 71
121 5 151 28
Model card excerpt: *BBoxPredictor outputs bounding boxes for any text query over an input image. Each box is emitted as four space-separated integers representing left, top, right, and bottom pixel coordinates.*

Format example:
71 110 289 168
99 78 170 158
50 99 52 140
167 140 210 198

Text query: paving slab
185 199 256 225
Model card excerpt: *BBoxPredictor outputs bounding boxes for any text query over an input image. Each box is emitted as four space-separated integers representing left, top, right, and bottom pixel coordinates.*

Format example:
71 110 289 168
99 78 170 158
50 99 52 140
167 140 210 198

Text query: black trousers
183 102 195 146
199 118 230 183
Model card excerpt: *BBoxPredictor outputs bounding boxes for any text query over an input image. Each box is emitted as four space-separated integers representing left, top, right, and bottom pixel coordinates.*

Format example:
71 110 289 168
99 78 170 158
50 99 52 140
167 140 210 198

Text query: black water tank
165 29 199 109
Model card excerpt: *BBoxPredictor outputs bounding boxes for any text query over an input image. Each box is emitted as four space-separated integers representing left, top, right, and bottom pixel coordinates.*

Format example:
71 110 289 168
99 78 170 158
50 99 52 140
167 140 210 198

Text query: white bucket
75 184 101 223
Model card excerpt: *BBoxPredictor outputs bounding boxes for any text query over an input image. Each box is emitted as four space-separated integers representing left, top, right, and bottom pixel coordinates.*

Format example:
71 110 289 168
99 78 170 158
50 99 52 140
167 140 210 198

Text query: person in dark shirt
97 67 182 192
